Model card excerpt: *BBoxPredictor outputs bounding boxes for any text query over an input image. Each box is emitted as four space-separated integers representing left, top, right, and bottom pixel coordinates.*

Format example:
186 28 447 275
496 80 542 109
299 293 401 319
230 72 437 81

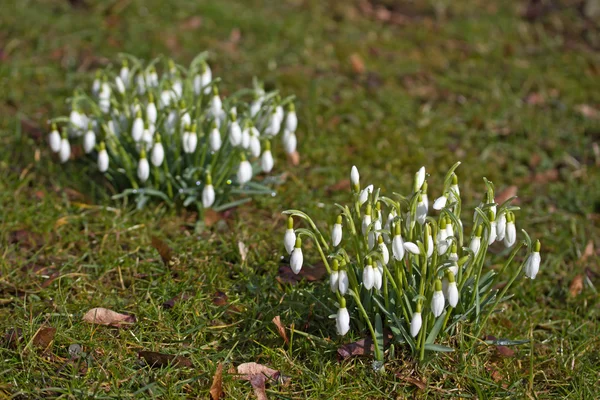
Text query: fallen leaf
210 362 224 400
325 179 351 194
151 236 173 266
495 185 518 206
82 307 135 327
395 373 426 390
138 351 193 368
286 151 300 166
212 291 229 306
9 229 43 250
162 292 194 309
238 241 248 262
350 53 365 74
531 169 559 184
580 240 594 262
495 345 515 357
569 275 584 297
337 332 393 360
575 104 600 120
180 16 202 30
276 262 327 285
32 326 56 351
272 316 289 344
204 209 224 227
234 362 282 400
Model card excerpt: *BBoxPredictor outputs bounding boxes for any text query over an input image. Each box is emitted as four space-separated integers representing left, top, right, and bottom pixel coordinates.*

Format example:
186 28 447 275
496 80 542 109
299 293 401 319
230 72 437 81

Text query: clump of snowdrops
283 163 542 368
48 53 299 210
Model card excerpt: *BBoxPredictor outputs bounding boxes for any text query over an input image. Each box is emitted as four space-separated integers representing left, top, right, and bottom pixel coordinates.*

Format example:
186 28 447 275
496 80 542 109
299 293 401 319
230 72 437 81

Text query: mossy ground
1 0 599 398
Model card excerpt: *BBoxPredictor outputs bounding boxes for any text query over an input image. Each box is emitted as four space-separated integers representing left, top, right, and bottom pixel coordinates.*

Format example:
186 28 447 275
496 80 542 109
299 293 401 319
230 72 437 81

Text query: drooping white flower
147 97 157 125
350 165 360 190
410 309 422 337
59 137 71 163
426 234 434 259
433 194 448 210
392 224 405 261
83 129 96 154
285 103 298 132
99 80 111 102
115 76 125 95
49 124 61 153
193 62 212 95
362 261 375 290
504 213 516 248
119 62 130 87
97 145 109 173
261 149 274 173
237 158 252 184
249 128 261 158
241 125 251 149
488 220 497 245
415 166 425 192
445 271 459 307
449 173 460 202
283 217 296 255
250 96 262 117
469 235 481 256
362 206 372 236
416 195 427 226
209 124 222 152
378 236 390 265
431 280 445 317
92 71 101 96
69 109 87 131
132 112 144 142
136 74 146 94
202 181 215 209
290 238 303 274
368 219 381 249
210 90 223 120
403 241 420 255
331 215 343 247
182 130 198 153
359 184 373 206
496 212 507 241
373 262 383 291
228 117 242 147
524 241 541 279
160 88 173 109
151 139 164 167
330 265 340 293
141 126 154 150
338 269 349 295
137 150 150 182
265 109 281 136
437 225 450 255
336 306 350 336
282 130 297 154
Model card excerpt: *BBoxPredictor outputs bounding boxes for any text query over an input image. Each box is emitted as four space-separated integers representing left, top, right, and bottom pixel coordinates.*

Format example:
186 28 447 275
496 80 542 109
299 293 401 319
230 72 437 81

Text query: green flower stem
418 313 429 362
161 157 173 199
350 290 383 362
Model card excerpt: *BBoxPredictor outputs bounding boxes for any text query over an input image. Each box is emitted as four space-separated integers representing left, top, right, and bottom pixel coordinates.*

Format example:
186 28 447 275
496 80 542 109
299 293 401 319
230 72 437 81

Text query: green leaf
424 343 454 353
426 312 446 344
374 313 384 362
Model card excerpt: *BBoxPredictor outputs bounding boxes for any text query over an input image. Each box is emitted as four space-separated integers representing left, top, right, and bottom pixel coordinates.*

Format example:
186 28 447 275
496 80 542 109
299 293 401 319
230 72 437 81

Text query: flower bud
362 205 372 236
146 95 157 124
403 241 420 255
137 149 150 182
392 223 405 261
290 238 303 274
496 212 507 241
151 136 165 167
336 300 350 336
504 212 516 247
414 166 425 192
285 103 298 132
524 240 541 279
469 225 482 255
433 194 448 210
282 130 297 154
330 260 340 293
359 184 373 206
338 268 349 295
132 111 144 142
202 175 215 208
59 132 71 163
378 235 389 265
331 214 343 247
97 142 109 173
83 128 96 154
228 115 242 147
237 157 252 185
362 259 375 290
49 123 61 153
283 216 296 255
416 194 427 226
209 122 222 152
373 262 383 291
350 165 360 192
431 279 445 317
410 304 422 337
261 141 274 173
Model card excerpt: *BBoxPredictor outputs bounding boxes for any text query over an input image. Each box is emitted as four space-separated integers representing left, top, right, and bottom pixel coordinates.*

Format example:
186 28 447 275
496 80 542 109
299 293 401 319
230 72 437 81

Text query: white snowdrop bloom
282 130 297 154
141 127 153 150
449 174 460 202
504 213 516 248
416 196 427 225
265 110 281 136
107 120 118 136
146 99 157 124
166 110 178 134
132 113 144 142
49 124 61 153
431 280 445 318
433 194 448 210
415 166 426 191
275 104 284 124
249 129 261 158
403 242 420 255
359 184 373 206
83 129 96 154
338 269 349 295
228 118 242 147
172 79 183 99
368 219 381 249
449 249 459 262
524 241 541 279
119 63 129 87
330 264 339 293
180 110 191 130
97 145 109 173
496 212 507 241
69 109 87 131
202 183 215 208
151 140 164 167
59 137 71 163
250 98 262 117
283 217 296 255
361 207 372 236
336 306 350 336
469 235 481 255
446 220 454 238
241 125 251 149
92 72 101 96
362 262 375 290
410 310 422 337
193 63 212 95
209 126 222 152
331 215 343 247
290 238 303 274
488 221 497 245
350 165 360 189
136 74 146 94
147 69 158 87
210 92 223 119
137 151 150 182
99 98 110 114
378 237 390 265
392 226 405 261
437 228 450 255
373 262 383 291
261 148 274 173
182 131 198 153
446 281 459 307
383 211 395 243
115 76 125 94
160 89 172 108
99 80 111 101
237 159 252 184
426 233 434 259
285 103 297 132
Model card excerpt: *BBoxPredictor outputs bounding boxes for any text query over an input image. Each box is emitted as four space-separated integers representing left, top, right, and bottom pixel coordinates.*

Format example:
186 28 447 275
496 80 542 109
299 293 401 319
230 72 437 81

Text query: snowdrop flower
392 223 405 261
496 212 507 241
99 78 111 102
141 124 154 150
97 142 109 172
362 205 372 236
449 173 460 202
404 241 421 255
165 109 178 134
131 111 144 142
410 305 422 337
179 106 191 130
368 218 381 250
282 130 297 154
378 236 389 265
182 125 198 153
210 86 223 120
524 240 541 279
359 184 373 206
228 114 242 147
241 123 251 149
49 123 61 153
437 220 450 255
350 165 360 192
414 166 425 192
92 71 101 96
265 109 281 136
69 109 87 132
383 211 395 243
433 194 448 210
283 216 296 255
330 260 340 293
237 156 252 185
331 215 343 247
373 262 383 291
362 259 375 290
146 94 157 124
275 104 284 126
469 226 483 255
445 217 454 238
119 60 129 87
115 76 125 95
431 279 445 318
290 237 303 274
336 299 350 336
250 94 262 117
208 122 222 152
425 225 434 259
150 134 164 167
83 127 96 154
202 173 215 208
147 67 158 88
137 148 150 182
449 244 459 262
338 267 349 295
59 132 71 163
444 271 459 307
504 212 516 248
249 128 261 158
193 61 212 95
285 103 297 132
261 141 274 173
487 213 497 245
136 74 146 94
421 182 429 214
416 194 427 225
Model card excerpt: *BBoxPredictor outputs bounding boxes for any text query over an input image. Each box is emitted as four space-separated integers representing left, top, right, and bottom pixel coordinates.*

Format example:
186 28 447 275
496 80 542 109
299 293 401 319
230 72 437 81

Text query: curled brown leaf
82 307 135 327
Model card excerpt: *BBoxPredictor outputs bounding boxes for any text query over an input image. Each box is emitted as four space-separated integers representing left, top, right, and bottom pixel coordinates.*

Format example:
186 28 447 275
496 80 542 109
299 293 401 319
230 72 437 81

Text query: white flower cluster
48 54 299 209
283 164 541 359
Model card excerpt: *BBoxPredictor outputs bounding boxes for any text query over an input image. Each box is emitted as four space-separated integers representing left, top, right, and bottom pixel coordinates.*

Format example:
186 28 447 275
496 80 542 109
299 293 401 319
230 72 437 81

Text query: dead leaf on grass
82 307 135 327
204 209 225 227
272 316 289 344
286 151 300 166
9 229 43 250
350 53 365 74
276 262 327 285
580 240 594 262
138 351 193 368
325 179 351 194
233 362 285 400
162 292 194 309
569 275 584 297
212 290 229 306
210 362 224 399
32 326 56 351
337 332 393 360
495 185 518 206
151 236 173 266
395 373 426 390
575 104 600 119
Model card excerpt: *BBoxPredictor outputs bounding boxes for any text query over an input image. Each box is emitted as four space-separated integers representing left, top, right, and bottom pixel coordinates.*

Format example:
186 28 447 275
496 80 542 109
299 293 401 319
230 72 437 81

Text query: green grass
1 0 600 398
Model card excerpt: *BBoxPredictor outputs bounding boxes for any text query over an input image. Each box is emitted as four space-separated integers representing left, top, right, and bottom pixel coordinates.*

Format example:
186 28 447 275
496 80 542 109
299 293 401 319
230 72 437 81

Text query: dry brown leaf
525 92 545 105
495 345 515 357
286 151 300 166
575 104 600 119
272 316 289 344
210 362 224 400
276 262 327 285
9 229 43 250
531 169 559 184
151 236 173 266
32 326 56 351
212 291 229 307
350 53 365 74
204 209 224 227
337 332 393 360
162 292 194 309
395 373 426 390
235 362 282 400
325 179 351 194
180 16 202 30
495 185 518 206
138 351 193 368
82 307 135 327
580 240 594 261
569 275 584 297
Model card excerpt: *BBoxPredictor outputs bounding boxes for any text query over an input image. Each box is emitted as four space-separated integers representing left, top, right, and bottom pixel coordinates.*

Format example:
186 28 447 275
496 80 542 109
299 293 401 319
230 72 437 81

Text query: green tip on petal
452 173 458 185
422 181 428 192
229 111 237 121
140 148 147 158
447 270 456 283
434 279 442 292
99 141 106 151
286 216 294 229
294 237 301 248
534 240 541 252
336 214 343 225
476 225 483 237
339 296 346 308
365 204 372 216
366 257 373 265
488 209 495 222
332 259 339 271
